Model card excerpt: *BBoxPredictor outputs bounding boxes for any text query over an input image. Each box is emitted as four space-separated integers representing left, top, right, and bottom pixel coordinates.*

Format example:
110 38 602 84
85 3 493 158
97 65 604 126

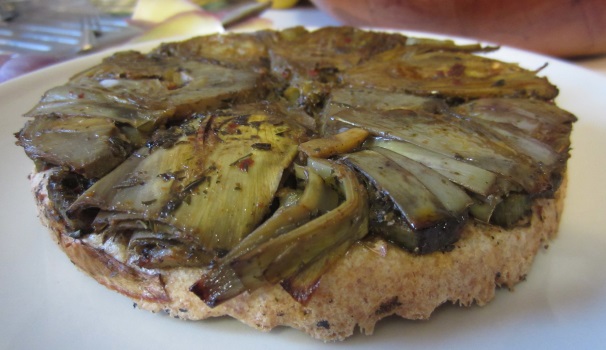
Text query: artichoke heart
25 52 264 133
454 98 576 153
367 138 498 197
329 108 550 194
370 147 474 214
344 150 452 230
343 46 558 99
191 159 369 306
24 84 173 131
17 116 132 179
68 109 306 267
343 150 465 253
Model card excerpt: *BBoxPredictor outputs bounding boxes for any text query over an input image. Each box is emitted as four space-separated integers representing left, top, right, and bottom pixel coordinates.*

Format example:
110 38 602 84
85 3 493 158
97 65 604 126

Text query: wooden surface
310 0 606 58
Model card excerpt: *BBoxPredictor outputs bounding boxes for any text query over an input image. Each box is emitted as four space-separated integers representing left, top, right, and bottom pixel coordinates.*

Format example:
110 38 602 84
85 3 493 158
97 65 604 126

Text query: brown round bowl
310 0 606 58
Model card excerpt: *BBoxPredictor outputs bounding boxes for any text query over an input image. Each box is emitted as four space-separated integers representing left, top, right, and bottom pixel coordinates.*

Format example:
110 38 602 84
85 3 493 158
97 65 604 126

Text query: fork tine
91 14 102 37
78 16 96 53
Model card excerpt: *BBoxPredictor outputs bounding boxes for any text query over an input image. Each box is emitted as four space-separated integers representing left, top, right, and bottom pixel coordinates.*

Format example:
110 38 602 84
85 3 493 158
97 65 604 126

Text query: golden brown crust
31 169 566 341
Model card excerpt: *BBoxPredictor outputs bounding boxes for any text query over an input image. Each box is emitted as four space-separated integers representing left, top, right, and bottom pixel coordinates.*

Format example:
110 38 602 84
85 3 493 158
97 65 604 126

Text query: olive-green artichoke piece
329 108 550 194
126 230 215 269
27 52 264 131
371 147 474 215
320 87 443 134
299 127 369 158
378 212 466 254
69 110 306 265
17 116 132 179
44 169 96 234
152 30 279 71
343 150 466 253
454 98 576 154
344 149 452 230
468 194 501 223
490 192 532 228
193 165 336 305
343 46 559 100
473 118 561 171
191 160 368 307
367 138 498 197
219 165 339 264
326 86 441 113
24 82 173 131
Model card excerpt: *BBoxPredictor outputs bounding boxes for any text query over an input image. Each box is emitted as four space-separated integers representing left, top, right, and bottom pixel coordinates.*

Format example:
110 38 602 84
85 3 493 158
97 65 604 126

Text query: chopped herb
230 153 254 172
251 142 272 150
113 172 147 189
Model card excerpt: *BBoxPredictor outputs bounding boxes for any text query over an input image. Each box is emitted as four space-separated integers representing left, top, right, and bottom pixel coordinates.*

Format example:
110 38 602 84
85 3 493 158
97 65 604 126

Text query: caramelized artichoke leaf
280 238 352 303
490 192 532 228
17 116 132 179
371 147 474 215
127 231 215 269
474 119 560 168
374 209 466 254
343 47 558 100
24 85 173 130
454 98 576 153
326 86 441 113
27 53 264 132
299 127 369 158
367 138 498 197
221 165 339 263
344 149 452 230
70 110 305 254
191 160 368 307
330 108 549 194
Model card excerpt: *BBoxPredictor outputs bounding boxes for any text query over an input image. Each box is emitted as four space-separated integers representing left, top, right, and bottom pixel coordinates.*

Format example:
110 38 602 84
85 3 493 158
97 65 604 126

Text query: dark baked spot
375 296 402 315
316 320 330 329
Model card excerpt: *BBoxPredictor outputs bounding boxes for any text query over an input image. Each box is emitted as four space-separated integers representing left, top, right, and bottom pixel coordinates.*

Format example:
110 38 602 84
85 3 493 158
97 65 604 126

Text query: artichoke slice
490 192 532 228
69 109 306 262
326 86 440 113
299 127 369 158
17 116 132 179
330 108 549 194
153 30 278 71
281 237 353 303
454 98 576 153
127 231 215 269
343 150 465 253
344 149 451 230
191 160 368 307
473 119 560 169
218 165 339 265
367 138 498 197
320 87 443 133
343 46 559 99
26 52 264 133
370 147 474 214
24 84 173 131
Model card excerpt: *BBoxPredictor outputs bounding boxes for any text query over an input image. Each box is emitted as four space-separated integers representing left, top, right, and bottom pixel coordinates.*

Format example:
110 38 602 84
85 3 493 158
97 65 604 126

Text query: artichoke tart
16 27 575 341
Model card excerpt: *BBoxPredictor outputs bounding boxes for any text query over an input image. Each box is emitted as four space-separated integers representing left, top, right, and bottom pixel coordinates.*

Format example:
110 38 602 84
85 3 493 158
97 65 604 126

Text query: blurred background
1 0 605 83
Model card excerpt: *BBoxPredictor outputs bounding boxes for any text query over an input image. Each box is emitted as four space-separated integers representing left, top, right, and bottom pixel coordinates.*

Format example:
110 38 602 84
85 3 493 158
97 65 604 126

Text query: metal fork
78 14 102 53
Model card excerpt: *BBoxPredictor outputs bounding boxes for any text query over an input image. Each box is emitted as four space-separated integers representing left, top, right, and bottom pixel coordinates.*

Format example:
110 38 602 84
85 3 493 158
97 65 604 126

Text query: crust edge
31 169 567 341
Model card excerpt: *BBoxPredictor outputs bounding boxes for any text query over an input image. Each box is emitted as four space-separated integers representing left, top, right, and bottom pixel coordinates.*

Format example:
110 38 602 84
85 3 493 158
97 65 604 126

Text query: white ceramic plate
1 34 606 350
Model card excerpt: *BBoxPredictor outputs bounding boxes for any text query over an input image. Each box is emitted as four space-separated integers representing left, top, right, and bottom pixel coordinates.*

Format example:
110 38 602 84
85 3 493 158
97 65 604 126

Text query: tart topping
16 27 575 307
